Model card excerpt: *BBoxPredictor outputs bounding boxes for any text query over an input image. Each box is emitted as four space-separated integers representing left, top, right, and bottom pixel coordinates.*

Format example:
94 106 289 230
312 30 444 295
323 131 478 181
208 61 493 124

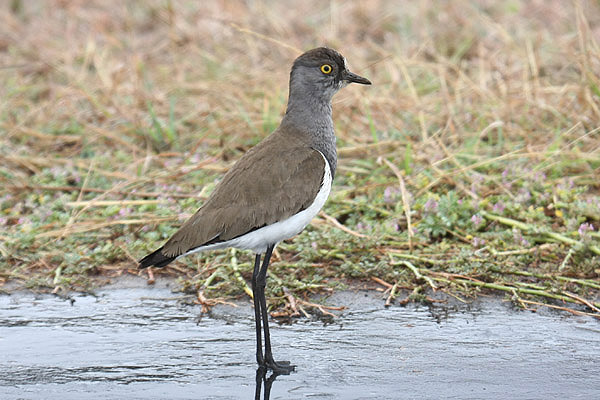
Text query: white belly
182 152 332 255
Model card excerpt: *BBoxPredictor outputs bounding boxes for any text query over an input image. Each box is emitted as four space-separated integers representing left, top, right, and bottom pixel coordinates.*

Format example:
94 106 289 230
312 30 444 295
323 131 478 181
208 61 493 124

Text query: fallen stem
229 249 253 299
488 266 600 290
480 210 600 255
450 278 600 310
390 255 438 290
386 250 445 265
385 282 399 307
520 299 600 319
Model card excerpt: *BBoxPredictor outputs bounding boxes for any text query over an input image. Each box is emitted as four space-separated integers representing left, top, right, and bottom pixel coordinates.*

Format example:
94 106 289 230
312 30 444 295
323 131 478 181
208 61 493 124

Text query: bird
138 47 371 372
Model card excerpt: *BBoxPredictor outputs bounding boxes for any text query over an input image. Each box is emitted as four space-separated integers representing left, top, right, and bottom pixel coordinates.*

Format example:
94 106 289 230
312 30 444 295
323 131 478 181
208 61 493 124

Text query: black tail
138 247 177 269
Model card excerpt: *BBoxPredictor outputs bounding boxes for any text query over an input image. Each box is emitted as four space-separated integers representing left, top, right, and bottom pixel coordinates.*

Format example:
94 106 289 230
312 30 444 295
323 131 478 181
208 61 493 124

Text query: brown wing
160 133 326 257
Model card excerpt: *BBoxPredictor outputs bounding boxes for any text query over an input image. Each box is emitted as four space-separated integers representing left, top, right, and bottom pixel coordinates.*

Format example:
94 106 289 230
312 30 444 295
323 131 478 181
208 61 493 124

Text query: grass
0 0 599 317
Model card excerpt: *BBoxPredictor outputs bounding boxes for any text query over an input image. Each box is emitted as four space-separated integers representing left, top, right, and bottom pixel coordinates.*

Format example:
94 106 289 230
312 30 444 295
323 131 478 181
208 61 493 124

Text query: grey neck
280 88 338 178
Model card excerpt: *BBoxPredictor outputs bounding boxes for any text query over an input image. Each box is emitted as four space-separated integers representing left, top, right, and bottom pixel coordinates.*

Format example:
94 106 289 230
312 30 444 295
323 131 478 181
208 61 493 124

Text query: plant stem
480 210 600 255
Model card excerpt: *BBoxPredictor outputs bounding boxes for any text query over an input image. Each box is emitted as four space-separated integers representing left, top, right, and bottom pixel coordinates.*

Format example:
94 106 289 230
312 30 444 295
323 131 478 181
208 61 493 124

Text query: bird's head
289 47 371 103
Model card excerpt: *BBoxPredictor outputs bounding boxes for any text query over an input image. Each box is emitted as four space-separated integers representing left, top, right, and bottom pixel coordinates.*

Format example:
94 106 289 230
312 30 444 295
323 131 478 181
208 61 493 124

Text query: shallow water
1 285 599 399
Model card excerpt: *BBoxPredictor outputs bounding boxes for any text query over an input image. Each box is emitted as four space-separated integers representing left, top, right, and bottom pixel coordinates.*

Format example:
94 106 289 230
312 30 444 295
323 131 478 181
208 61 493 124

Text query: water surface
1 284 599 399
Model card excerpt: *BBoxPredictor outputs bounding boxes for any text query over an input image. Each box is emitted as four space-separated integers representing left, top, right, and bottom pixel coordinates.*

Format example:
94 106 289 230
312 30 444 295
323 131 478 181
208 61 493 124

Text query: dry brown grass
0 1 599 315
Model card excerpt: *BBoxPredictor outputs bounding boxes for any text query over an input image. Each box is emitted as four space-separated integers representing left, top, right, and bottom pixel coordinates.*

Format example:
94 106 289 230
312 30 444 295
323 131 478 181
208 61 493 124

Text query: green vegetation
0 1 599 317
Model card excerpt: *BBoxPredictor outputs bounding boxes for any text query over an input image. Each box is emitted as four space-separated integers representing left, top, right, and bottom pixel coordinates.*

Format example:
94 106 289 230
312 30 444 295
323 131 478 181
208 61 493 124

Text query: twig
371 276 393 288
488 244 551 256
386 250 445 265
319 211 369 238
558 248 574 271
383 158 414 251
520 299 600 319
562 291 600 313
229 248 253 298
487 266 600 289
202 266 224 289
66 199 165 207
338 140 402 157
393 54 428 140
399 286 422 305
6 184 199 199
197 290 211 314
385 282 399 307
60 159 95 239
52 264 62 285
36 217 177 238
282 287 300 317
511 288 533 311
196 290 238 314
297 304 310 318
117 243 139 266
296 299 345 317
480 210 600 255
389 255 438 290
426 270 487 283
449 278 600 309
229 23 301 53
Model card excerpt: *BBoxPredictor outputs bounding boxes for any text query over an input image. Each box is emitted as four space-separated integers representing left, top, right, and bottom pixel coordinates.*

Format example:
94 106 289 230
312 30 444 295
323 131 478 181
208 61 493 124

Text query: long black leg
254 366 265 400
256 245 274 363
252 253 264 365
255 244 294 373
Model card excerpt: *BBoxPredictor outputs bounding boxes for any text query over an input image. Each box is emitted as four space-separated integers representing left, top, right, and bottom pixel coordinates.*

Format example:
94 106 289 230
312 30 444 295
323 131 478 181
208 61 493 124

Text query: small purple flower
516 188 531 203
311 242 318 250
534 171 546 181
471 174 484 195
471 214 484 227
578 222 594 237
493 201 505 214
558 178 575 191
473 174 484 184
383 186 397 203
190 153 202 164
0 217 7 226
472 237 486 248
502 168 509 181
50 166 65 178
118 207 131 217
470 183 478 195
356 222 369 231
513 230 530 247
424 198 438 213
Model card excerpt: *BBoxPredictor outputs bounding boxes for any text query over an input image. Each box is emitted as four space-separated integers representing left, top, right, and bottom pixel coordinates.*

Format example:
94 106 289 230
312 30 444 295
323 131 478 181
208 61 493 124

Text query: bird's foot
263 355 295 374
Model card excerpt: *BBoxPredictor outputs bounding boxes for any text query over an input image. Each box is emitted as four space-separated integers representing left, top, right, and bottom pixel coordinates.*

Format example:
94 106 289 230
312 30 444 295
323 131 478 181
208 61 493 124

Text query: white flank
181 152 332 256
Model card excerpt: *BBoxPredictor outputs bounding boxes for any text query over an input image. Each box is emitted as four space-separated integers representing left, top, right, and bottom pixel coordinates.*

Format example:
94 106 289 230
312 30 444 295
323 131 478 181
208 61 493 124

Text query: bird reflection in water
254 366 291 399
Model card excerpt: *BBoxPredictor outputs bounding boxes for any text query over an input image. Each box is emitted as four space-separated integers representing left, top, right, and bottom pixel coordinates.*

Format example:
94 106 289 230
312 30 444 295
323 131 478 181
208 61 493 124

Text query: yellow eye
320 64 332 74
